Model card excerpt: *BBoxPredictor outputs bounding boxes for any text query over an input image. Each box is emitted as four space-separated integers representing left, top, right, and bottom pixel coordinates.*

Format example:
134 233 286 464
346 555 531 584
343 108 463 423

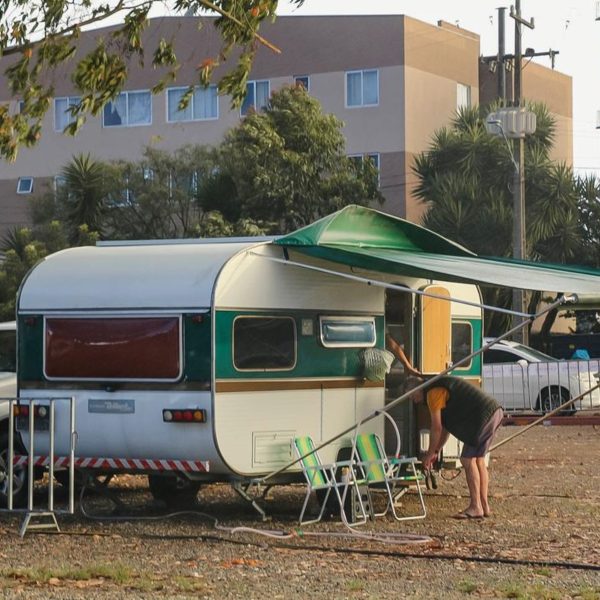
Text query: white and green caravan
14 206 600 501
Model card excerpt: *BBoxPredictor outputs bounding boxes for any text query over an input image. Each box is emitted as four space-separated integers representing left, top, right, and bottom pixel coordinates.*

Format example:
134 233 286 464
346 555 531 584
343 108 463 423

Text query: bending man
405 375 503 519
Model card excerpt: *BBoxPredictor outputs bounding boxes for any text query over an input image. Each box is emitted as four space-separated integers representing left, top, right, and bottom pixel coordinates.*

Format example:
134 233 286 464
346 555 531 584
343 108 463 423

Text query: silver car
482 338 600 414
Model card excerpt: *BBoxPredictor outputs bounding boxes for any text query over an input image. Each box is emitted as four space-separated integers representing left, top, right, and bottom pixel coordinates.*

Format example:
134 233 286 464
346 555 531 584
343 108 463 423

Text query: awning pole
253 251 534 318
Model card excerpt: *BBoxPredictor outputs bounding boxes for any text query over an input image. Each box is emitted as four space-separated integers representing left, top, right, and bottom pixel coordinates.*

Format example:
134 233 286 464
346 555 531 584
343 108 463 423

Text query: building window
167 85 218 122
54 175 67 193
349 153 380 168
346 69 379 107
54 96 81 131
349 152 380 185
17 177 33 194
365 153 380 171
190 171 199 194
241 80 270 116
294 75 310 91
103 90 152 127
233 316 296 371
457 83 471 110
142 167 154 182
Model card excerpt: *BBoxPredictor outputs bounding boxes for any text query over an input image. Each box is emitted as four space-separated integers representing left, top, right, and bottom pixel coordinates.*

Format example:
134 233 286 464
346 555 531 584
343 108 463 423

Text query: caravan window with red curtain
45 317 181 380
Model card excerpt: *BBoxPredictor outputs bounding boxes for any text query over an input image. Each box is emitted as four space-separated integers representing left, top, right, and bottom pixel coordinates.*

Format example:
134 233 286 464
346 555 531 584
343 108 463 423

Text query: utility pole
510 0 534 345
485 5 545 345
497 7 506 102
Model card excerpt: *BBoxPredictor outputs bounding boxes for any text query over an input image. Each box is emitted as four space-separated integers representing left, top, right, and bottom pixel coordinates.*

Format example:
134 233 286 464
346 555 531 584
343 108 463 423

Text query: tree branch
197 0 281 54
1 0 136 56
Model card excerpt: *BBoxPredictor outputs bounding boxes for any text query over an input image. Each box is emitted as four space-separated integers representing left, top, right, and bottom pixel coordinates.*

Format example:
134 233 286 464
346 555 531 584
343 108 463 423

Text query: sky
271 0 600 178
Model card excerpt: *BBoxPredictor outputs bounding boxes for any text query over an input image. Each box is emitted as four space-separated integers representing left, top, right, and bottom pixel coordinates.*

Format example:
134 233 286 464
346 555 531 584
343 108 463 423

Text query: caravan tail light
13 404 49 419
163 409 206 423
14 403 50 431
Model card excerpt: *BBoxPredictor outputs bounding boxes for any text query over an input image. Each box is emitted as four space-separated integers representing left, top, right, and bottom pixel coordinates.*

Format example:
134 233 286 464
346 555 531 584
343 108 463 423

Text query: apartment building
0 15 571 239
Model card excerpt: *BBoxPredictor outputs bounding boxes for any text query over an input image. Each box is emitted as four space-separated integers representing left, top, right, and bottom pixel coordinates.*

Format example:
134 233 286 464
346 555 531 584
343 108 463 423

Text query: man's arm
385 333 421 376
422 408 447 470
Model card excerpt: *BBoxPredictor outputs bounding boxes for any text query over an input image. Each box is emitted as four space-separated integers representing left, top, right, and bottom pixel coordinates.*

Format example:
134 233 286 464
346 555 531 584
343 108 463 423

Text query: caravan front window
233 316 296 371
44 317 181 381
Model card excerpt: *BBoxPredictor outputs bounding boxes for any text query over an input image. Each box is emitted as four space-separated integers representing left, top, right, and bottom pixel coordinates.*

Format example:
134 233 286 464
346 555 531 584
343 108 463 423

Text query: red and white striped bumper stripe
13 455 209 473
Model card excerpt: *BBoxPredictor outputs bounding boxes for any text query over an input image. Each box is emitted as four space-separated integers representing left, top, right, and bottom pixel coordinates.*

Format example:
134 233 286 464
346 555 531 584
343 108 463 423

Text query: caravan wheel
0 432 27 508
148 474 201 505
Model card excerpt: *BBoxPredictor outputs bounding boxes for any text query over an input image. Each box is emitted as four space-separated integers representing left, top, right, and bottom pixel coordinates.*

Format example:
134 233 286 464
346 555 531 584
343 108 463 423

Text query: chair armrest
394 473 425 482
334 459 357 468
389 456 418 465
353 458 383 469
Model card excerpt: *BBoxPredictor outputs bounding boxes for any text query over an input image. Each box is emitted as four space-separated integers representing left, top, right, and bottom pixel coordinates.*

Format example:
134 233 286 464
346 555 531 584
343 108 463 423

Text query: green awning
274 205 600 294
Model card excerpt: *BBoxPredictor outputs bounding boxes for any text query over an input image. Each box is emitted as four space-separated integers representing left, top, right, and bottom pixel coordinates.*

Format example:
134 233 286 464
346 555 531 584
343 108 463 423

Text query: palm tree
0 227 32 258
413 102 582 335
576 174 600 268
58 154 106 243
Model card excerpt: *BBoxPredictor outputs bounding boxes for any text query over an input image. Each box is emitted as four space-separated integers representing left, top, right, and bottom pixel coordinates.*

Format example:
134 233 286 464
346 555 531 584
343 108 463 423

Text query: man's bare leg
459 457 484 517
477 457 490 516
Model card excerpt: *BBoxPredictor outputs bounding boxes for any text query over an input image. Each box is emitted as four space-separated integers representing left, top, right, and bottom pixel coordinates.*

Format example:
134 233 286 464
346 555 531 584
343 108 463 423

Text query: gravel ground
0 423 599 599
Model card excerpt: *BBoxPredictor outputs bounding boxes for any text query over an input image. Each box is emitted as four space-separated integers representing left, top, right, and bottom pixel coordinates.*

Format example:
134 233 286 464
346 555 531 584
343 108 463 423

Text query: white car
482 338 600 414
0 320 25 506
0 320 16 407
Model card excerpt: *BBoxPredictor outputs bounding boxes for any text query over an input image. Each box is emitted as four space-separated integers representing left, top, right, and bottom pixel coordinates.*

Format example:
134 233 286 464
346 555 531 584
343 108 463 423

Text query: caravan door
416 284 455 459
420 285 451 374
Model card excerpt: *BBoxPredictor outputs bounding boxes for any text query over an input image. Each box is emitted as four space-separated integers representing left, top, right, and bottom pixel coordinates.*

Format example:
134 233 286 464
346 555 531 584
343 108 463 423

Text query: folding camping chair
353 433 426 521
293 436 368 526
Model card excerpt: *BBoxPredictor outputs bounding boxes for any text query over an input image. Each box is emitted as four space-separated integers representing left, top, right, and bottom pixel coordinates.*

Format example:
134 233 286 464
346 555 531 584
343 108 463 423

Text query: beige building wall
522 63 573 165
403 18 480 222
0 179 36 235
479 62 573 165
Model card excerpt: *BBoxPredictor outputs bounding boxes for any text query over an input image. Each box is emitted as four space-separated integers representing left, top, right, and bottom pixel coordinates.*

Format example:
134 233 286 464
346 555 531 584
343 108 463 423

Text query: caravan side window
233 316 296 371
319 316 376 348
451 321 472 369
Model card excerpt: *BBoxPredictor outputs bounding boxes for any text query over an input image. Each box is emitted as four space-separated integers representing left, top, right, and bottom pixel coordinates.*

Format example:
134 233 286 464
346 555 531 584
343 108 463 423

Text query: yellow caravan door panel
420 285 451 375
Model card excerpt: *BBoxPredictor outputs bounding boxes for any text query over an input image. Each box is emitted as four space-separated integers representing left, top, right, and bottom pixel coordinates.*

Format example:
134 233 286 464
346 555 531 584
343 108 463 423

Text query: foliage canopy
413 102 598 334
0 0 303 160
205 85 383 230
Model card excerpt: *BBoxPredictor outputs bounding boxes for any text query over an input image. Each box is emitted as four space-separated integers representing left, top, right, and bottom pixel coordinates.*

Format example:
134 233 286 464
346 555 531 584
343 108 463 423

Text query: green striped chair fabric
353 432 427 522
355 433 388 483
293 435 368 526
294 436 328 488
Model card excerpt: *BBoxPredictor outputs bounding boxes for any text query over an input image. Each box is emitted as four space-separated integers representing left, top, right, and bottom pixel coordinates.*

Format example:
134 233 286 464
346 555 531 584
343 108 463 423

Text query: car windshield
509 343 558 363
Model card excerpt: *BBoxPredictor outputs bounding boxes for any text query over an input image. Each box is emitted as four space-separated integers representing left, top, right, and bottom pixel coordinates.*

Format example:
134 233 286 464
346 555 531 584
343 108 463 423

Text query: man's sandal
452 512 484 520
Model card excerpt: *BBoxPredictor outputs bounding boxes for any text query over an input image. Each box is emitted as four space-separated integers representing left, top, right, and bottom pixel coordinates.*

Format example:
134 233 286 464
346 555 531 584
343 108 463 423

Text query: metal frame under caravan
13 205 600 504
